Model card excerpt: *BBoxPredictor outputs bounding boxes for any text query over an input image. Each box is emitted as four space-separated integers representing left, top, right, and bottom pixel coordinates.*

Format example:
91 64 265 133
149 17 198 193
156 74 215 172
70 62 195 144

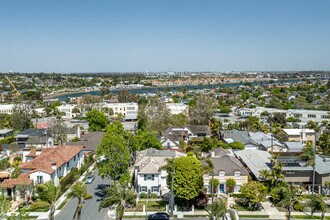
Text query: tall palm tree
209 196 227 220
68 182 92 220
35 181 61 220
259 157 284 189
99 181 137 220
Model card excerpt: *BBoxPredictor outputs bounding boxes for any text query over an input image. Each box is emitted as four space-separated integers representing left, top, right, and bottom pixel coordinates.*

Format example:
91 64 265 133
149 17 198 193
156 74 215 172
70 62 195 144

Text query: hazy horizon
1 0 330 73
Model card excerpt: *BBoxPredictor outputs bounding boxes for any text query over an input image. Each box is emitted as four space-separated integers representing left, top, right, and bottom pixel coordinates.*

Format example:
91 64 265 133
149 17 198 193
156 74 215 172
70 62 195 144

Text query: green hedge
28 201 50 212
0 136 15 144
60 167 79 193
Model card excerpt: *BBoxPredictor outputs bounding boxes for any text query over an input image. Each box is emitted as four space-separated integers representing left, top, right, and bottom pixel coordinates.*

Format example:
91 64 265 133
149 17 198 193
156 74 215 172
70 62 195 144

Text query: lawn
125 200 166 212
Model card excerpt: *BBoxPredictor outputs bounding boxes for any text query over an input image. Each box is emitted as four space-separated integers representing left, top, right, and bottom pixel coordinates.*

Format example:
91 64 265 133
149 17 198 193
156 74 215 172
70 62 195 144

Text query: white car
85 175 95 184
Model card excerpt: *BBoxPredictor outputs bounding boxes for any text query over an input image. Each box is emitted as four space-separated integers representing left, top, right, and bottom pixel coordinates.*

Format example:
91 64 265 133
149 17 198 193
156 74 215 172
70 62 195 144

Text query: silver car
85 175 95 184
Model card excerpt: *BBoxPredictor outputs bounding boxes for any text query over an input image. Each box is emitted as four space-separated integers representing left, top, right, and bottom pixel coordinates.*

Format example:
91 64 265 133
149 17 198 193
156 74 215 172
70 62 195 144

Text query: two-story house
134 148 185 195
161 125 210 149
16 128 53 148
19 145 84 186
282 129 316 145
203 148 249 194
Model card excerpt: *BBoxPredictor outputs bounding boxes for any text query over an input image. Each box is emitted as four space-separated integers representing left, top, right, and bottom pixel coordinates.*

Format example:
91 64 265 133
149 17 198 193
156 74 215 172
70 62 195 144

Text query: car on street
147 212 170 220
85 175 95 184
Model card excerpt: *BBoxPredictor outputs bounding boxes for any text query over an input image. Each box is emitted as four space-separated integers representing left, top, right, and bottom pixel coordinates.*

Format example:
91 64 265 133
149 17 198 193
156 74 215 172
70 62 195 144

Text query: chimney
22 148 30 163
51 162 57 170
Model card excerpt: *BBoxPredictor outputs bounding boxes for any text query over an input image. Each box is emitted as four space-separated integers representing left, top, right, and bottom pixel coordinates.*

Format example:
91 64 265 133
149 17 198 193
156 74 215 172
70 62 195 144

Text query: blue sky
1 0 330 72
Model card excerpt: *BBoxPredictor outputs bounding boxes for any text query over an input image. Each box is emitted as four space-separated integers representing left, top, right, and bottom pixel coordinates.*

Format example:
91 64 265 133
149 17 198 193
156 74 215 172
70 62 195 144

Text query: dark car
147 212 170 220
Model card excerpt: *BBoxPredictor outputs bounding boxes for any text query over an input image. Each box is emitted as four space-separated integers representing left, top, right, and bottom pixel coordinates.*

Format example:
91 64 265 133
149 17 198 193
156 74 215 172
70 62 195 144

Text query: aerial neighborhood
0 72 329 220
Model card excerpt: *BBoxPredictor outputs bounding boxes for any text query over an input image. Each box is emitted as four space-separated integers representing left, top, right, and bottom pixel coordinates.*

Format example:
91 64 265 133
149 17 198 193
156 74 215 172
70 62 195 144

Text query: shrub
150 193 158 199
140 192 147 199
293 202 304 212
29 201 50 212
60 167 79 193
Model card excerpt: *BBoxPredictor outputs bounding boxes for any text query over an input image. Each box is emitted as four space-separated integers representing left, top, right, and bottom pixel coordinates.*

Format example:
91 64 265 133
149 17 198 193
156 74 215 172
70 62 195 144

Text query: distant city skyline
1 0 330 72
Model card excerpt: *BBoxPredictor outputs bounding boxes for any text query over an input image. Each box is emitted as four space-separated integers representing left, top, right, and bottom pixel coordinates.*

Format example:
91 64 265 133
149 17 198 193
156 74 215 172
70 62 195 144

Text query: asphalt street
56 169 110 220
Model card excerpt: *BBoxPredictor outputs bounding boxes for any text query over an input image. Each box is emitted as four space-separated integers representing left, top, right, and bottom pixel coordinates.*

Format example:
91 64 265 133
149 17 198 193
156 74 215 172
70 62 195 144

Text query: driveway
56 169 110 220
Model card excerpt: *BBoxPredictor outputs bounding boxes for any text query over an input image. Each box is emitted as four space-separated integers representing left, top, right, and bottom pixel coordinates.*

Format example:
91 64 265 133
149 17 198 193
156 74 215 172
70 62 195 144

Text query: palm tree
307 194 327 219
259 156 284 189
99 181 137 220
275 186 302 220
35 181 61 220
209 196 227 220
68 182 92 220
300 141 316 194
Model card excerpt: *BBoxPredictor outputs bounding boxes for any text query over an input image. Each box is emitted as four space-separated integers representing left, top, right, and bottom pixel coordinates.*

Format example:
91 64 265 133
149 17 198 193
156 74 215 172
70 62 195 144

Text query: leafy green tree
228 141 244 150
97 122 130 180
210 118 222 138
35 181 61 220
167 153 204 202
240 181 267 210
0 113 12 129
307 194 327 219
130 130 162 152
68 182 92 220
0 193 11 219
99 181 137 220
8 207 29 220
170 113 188 126
219 106 231 114
86 109 109 131
10 167 21 179
241 91 250 101
319 131 330 155
0 158 10 170
209 178 220 193
11 103 33 131
226 178 236 193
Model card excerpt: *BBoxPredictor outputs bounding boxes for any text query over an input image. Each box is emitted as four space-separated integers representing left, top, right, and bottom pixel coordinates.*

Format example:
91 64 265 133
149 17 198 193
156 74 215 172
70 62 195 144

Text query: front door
219 184 225 193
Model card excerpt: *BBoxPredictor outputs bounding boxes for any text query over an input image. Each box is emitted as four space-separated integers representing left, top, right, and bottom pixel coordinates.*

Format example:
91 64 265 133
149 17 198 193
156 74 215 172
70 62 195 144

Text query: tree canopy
167 153 204 202
86 109 109 131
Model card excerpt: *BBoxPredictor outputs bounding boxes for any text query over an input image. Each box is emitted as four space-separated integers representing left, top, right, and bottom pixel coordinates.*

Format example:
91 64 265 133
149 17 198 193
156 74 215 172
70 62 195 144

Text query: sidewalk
261 201 286 220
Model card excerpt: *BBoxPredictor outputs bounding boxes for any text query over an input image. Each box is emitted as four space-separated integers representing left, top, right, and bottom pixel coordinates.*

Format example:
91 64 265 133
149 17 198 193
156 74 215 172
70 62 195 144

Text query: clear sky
1 0 330 72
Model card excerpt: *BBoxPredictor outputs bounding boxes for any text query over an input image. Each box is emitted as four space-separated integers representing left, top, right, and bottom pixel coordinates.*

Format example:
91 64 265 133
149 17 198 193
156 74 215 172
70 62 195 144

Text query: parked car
85 175 95 184
147 212 170 220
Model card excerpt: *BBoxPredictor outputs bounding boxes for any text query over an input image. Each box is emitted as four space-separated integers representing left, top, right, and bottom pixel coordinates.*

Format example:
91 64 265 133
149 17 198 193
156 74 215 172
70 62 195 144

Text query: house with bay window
134 148 185 195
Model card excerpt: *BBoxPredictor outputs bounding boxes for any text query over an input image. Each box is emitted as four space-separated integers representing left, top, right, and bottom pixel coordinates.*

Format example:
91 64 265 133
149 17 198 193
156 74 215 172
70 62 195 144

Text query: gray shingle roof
211 155 248 175
315 155 330 175
221 130 258 146
67 131 105 152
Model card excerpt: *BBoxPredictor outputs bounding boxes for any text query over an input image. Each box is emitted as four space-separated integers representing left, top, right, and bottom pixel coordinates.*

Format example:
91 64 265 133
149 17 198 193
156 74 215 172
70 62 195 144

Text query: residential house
66 125 81 141
0 129 13 139
203 148 249 193
57 104 78 119
165 103 189 115
0 104 14 114
284 142 304 152
16 128 53 148
134 148 185 195
315 155 330 194
102 102 138 121
234 149 271 181
161 125 210 149
19 145 84 186
221 130 259 150
249 132 285 152
282 129 316 145
67 131 105 154
0 173 33 201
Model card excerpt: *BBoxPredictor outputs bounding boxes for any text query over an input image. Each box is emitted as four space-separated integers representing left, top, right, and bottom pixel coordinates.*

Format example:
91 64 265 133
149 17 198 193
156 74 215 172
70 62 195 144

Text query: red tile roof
26 148 37 157
0 173 32 189
19 145 84 174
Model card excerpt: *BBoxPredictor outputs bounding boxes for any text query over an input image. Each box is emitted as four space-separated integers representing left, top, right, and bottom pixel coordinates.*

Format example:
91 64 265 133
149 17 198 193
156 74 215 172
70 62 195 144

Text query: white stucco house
19 145 84 186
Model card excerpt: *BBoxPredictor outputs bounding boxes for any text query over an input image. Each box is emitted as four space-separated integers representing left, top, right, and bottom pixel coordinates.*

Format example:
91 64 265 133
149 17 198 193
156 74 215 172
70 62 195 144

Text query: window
67 161 70 168
152 186 159 192
219 172 225 179
234 172 241 179
74 156 76 161
37 176 43 184
322 115 330 119
294 114 302 118
140 186 147 192
308 114 316 118
286 170 295 174
144 174 155 181
127 107 135 110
